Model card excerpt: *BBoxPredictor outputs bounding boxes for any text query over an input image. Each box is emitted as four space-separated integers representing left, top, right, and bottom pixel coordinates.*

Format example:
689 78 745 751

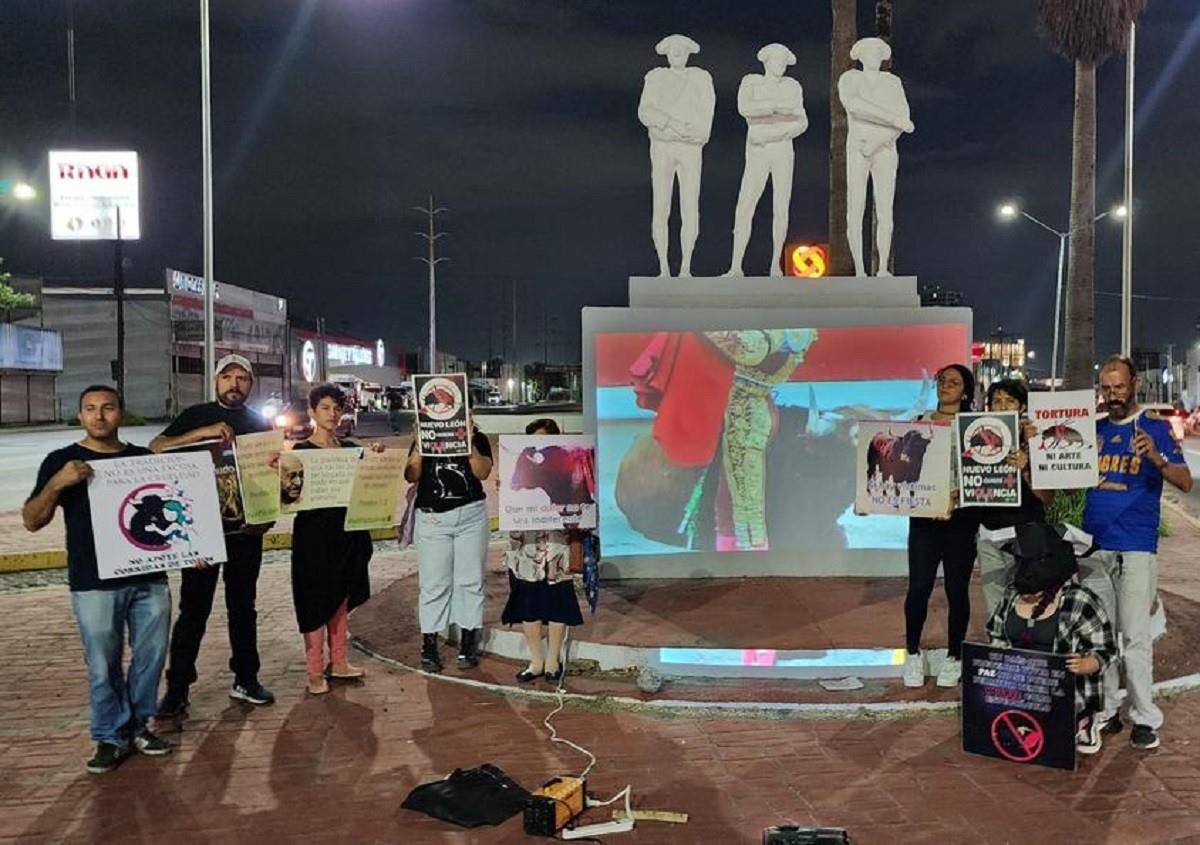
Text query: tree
1036 0 1145 389
0 259 35 323
828 0 858 276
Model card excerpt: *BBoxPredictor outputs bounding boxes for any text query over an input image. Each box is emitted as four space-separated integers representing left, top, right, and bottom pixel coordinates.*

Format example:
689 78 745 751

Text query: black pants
165 534 263 691
905 514 977 659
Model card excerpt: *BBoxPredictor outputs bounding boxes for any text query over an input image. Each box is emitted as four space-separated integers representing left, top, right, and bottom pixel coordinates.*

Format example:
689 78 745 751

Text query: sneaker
1131 724 1161 750
902 652 925 688
1099 713 1124 736
86 741 132 774
229 680 276 706
1076 719 1103 756
936 656 963 688
133 728 173 756
156 687 189 719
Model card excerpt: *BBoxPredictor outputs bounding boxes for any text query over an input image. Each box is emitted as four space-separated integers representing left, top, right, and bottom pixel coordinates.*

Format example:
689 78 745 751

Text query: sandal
329 663 366 679
307 675 330 695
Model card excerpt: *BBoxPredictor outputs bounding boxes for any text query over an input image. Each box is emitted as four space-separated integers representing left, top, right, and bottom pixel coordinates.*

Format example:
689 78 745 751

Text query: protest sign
279 447 362 514
166 438 246 532
345 449 407 531
955 411 1021 507
1027 390 1099 490
853 420 953 518
414 373 471 457
89 452 228 579
235 429 285 525
961 642 1075 771
499 435 597 531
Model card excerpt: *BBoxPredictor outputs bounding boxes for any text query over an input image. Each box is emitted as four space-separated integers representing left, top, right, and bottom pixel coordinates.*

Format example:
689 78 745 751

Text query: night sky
2 1 1199 370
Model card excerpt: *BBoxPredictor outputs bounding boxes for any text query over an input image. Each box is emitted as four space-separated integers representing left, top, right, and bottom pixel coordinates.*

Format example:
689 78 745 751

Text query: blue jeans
416 500 489 633
71 582 172 745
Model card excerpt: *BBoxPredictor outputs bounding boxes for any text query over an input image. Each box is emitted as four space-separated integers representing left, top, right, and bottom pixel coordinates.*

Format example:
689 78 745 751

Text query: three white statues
639 35 912 278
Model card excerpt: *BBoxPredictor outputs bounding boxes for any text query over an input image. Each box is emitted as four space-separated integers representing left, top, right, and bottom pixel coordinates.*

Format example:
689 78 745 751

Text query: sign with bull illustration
954 411 1021 507
1026 390 1099 490
499 435 598 531
414 373 471 457
854 420 953 518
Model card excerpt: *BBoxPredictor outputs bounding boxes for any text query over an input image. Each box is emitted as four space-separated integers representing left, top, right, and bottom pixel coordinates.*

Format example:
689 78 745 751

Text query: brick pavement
4 548 1200 843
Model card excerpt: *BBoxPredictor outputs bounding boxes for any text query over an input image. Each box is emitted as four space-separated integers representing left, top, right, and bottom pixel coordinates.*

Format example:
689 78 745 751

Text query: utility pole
1120 21 1136 358
201 0 216 400
414 195 448 372
114 206 125 400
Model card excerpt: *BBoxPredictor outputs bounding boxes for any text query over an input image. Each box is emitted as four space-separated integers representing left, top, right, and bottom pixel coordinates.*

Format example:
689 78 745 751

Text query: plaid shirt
986 582 1118 717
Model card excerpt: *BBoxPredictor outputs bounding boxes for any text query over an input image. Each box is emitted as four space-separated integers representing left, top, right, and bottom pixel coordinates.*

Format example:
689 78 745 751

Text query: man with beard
1082 355 1192 750
23 386 173 772
152 355 276 715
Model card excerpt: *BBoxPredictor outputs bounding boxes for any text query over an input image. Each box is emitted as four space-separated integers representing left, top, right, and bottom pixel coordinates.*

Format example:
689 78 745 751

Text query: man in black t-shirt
24 385 174 774
153 354 276 715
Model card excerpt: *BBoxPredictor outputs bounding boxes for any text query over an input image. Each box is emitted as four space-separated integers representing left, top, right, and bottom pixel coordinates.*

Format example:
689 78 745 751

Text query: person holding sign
977 379 1055 616
22 386 173 773
986 523 1117 756
406 424 493 673
290 384 380 695
152 355 276 717
903 364 979 689
501 420 585 684
1081 356 1192 751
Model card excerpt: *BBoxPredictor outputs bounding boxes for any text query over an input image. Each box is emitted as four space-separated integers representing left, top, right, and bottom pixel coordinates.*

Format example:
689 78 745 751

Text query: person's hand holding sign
50 459 93 492
1065 654 1101 675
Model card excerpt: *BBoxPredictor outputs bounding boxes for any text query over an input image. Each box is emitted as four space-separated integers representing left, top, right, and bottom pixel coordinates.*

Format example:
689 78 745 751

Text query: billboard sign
49 150 140 240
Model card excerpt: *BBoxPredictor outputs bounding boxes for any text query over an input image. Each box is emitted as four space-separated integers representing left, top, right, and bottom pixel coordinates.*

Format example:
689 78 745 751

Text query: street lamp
12 182 37 201
996 201 1124 390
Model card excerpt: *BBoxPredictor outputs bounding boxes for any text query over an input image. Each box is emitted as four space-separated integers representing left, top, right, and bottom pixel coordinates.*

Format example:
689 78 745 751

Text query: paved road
1177 440 1200 521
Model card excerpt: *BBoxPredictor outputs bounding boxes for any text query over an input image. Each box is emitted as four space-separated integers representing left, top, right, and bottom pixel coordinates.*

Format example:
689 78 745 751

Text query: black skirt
501 571 583 626
290 505 373 634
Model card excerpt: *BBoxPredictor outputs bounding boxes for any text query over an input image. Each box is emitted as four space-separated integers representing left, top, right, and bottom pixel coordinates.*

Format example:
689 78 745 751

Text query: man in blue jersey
1082 356 1192 750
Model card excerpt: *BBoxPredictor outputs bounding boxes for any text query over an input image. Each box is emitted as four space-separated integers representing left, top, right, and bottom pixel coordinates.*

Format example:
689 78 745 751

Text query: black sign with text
961 642 1075 771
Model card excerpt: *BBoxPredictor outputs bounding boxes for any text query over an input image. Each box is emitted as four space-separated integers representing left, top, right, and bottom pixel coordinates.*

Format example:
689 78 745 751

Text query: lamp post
200 0 215 400
997 202 1125 390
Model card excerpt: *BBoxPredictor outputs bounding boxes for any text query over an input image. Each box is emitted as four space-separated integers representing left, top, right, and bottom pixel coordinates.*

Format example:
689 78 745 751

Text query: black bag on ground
400 764 531 828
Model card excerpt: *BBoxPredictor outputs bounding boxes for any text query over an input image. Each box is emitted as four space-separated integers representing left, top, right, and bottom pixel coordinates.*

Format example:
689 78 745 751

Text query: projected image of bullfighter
510 445 597 522
704 328 817 550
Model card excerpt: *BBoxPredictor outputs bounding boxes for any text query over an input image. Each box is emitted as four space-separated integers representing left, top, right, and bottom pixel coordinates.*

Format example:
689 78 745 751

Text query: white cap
214 353 254 379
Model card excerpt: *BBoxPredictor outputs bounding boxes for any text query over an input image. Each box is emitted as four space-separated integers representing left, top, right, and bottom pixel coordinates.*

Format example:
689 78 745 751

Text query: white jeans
416 500 489 634
976 535 1015 620
1079 549 1163 730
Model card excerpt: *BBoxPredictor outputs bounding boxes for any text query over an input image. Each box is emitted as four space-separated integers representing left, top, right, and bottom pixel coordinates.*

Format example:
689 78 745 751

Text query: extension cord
560 818 635 839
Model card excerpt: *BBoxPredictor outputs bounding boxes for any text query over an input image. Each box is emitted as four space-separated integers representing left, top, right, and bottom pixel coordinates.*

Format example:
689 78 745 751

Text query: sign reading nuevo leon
414 373 471 458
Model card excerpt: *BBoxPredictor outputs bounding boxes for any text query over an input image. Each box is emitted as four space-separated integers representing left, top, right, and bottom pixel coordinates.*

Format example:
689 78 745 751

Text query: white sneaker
1076 719 1103 755
902 652 925 688
936 656 962 687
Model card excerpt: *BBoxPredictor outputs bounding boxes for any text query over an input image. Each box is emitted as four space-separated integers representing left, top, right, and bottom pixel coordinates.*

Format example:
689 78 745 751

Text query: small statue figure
637 34 716 277
726 44 808 277
838 37 914 277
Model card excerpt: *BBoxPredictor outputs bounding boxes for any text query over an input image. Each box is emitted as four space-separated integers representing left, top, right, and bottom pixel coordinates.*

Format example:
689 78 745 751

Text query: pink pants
303 600 349 676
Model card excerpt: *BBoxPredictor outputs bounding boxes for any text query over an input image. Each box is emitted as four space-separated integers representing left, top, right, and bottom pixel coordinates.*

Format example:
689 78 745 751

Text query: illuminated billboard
48 150 140 240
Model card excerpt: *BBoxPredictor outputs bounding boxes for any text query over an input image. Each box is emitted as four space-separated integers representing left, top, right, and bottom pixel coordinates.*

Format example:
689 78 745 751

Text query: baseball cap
214 353 254 379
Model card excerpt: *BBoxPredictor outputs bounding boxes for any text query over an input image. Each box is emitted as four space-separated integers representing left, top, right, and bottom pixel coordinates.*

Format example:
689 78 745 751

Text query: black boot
457 628 479 669
420 633 442 674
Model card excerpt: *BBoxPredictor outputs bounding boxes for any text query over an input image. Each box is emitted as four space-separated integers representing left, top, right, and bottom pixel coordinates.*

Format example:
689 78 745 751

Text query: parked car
263 401 354 442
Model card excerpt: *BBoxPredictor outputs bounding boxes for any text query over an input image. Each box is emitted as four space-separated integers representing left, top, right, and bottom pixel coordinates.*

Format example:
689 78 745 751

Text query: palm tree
829 0 858 276
1036 0 1145 388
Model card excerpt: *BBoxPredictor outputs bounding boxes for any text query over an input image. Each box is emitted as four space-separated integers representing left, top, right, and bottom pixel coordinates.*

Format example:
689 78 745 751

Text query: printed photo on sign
853 420 953 518
165 438 245 532
279 447 362 513
1027 390 1099 490
89 452 228 579
961 642 1075 771
955 411 1021 508
499 435 598 531
414 373 471 457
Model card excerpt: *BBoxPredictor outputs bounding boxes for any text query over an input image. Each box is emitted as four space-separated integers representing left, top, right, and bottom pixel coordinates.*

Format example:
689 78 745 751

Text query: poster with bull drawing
854 420 953 518
414 373 471 458
499 435 597 531
1027 390 1098 490
955 411 1021 507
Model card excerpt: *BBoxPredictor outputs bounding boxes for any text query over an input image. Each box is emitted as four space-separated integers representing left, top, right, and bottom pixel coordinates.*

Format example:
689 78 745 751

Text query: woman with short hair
290 383 378 695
